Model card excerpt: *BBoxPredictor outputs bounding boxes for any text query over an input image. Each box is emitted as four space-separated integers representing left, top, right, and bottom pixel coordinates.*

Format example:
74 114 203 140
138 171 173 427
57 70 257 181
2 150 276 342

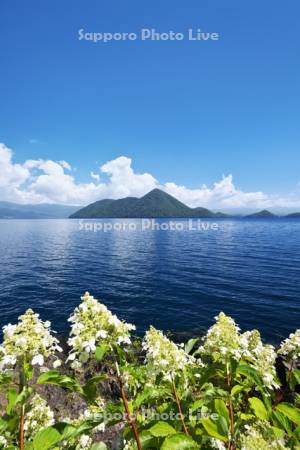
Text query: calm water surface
0 219 299 343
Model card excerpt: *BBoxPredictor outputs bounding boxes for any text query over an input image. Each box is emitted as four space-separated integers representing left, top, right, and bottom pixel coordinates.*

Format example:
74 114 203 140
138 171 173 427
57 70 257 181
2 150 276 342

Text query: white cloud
90 171 100 182
100 156 157 199
0 145 157 205
164 175 269 209
0 142 300 209
0 144 31 204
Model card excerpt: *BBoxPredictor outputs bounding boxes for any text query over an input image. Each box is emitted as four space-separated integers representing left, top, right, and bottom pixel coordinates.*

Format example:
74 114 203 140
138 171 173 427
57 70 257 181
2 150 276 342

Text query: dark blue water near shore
0 219 299 343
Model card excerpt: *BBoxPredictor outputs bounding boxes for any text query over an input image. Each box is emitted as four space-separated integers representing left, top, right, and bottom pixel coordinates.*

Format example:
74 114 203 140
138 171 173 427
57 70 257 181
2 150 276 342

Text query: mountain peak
70 188 216 218
246 209 276 218
141 188 169 197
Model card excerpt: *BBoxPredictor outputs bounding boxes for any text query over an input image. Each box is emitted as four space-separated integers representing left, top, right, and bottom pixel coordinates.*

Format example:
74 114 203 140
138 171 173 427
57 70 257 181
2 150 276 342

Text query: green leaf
293 425 300 440
201 418 228 442
190 399 205 413
15 387 33 407
240 413 254 421
271 426 285 439
0 373 12 386
37 371 84 395
33 427 62 450
276 403 300 425
90 444 107 450
248 397 268 420
0 413 19 433
24 361 34 381
231 385 244 396
149 421 177 437
290 369 300 389
214 399 230 425
133 430 156 450
292 368 300 383
6 388 18 414
53 422 77 440
135 387 169 408
82 374 107 402
95 344 110 361
272 410 293 436
237 364 263 388
161 433 199 449
185 338 199 355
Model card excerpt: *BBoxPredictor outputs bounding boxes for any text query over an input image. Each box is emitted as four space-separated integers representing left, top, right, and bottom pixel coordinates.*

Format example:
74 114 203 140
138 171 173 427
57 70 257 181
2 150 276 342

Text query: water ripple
0 218 299 343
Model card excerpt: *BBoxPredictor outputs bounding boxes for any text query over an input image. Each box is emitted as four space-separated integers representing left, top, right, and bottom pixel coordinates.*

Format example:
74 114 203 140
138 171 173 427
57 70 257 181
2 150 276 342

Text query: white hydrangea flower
245 333 279 390
0 436 7 447
31 354 44 366
0 309 62 372
241 423 288 449
278 329 300 361
200 312 242 364
211 438 227 449
75 434 92 450
123 440 135 450
81 396 106 432
200 314 279 389
24 394 54 439
143 326 197 380
67 292 136 368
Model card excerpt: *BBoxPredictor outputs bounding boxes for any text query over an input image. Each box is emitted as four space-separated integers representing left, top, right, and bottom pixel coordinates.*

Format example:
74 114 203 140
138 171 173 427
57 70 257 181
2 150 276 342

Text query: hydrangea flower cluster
143 326 196 381
243 331 279 389
278 329 300 361
0 436 7 447
67 292 135 367
210 438 226 449
24 394 54 439
0 309 62 372
75 434 93 450
240 423 288 450
199 312 242 363
199 313 279 389
81 396 106 433
60 402 105 450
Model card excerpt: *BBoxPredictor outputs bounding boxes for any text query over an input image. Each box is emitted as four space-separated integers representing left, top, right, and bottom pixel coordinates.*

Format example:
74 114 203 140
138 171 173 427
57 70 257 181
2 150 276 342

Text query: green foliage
0 293 300 449
148 421 176 437
37 370 84 394
160 433 199 449
248 397 269 420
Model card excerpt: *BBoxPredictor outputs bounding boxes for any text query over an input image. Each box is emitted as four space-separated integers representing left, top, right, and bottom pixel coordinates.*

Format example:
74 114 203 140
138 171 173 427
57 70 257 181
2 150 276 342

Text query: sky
0 0 300 209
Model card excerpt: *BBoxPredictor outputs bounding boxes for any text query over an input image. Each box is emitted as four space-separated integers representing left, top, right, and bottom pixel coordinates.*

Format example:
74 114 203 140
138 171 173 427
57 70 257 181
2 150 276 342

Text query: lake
0 218 299 343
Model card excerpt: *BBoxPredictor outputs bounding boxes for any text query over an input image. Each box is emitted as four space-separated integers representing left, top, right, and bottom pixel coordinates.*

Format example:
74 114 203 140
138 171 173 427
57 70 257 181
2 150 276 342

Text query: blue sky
0 0 300 208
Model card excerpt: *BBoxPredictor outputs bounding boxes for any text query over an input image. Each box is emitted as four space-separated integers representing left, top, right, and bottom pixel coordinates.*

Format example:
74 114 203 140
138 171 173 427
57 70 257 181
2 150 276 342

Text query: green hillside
70 189 218 218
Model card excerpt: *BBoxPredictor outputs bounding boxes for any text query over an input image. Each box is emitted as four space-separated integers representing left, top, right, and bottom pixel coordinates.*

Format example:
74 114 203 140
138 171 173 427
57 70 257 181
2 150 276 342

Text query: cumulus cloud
164 175 269 209
0 144 157 205
0 142 299 209
100 156 157 199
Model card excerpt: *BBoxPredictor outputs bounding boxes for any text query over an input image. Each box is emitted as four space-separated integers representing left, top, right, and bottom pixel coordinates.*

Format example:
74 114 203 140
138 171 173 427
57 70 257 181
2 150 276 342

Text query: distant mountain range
287 212 300 218
69 189 300 219
1 191 300 219
0 202 78 219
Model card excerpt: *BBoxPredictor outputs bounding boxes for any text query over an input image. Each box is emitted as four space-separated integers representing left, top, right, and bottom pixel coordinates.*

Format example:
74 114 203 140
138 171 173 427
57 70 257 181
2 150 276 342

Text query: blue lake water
0 218 299 343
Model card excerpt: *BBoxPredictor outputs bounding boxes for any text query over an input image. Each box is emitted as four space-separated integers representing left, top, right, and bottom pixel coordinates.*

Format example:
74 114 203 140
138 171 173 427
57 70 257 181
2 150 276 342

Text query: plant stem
115 361 142 450
227 399 235 450
19 361 26 450
19 405 25 450
227 368 235 450
172 379 189 436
